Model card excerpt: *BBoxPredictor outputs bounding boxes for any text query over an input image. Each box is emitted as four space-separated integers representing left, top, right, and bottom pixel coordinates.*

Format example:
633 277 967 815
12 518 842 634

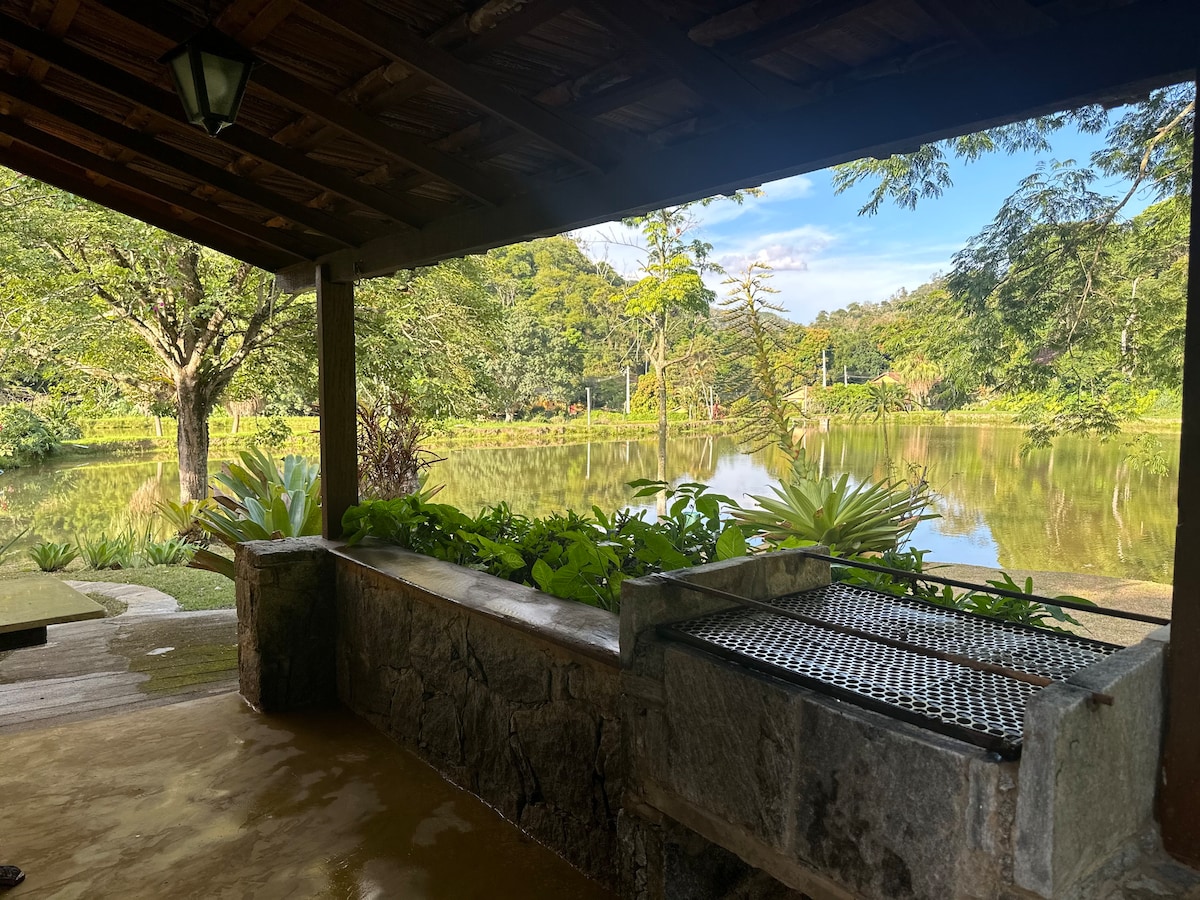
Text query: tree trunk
655 328 668 517
176 376 212 502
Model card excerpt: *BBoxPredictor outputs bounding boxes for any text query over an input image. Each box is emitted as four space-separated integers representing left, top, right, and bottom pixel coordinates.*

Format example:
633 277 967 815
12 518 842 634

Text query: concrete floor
0 693 615 899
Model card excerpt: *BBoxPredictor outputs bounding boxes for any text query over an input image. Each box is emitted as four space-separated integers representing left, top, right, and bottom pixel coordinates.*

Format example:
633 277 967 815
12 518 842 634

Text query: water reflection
0 424 1179 583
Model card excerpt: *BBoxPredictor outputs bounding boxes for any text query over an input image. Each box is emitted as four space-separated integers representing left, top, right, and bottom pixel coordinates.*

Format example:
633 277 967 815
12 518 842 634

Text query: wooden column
1161 73 1200 865
316 264 358 539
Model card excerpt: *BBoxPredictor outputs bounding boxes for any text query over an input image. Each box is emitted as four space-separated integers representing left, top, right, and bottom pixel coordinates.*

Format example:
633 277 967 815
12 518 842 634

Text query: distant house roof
869 372 905 385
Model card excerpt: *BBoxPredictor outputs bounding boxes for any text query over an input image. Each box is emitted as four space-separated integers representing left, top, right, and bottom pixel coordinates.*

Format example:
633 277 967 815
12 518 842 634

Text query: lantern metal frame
160 28 257 137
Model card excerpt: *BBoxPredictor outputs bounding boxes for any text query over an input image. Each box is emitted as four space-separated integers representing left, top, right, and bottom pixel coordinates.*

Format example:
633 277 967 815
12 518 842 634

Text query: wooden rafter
294 0 620 173
92 0 521 205
0 12 433 229
0 138 300 271
0 71 363 248
309 0 1197 284
715 0 880 60
0 114 322 259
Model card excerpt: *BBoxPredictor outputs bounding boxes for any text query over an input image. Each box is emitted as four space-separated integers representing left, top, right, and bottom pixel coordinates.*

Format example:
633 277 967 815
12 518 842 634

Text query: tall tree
620 201 735 488
718 262 803 456
0 171 310 499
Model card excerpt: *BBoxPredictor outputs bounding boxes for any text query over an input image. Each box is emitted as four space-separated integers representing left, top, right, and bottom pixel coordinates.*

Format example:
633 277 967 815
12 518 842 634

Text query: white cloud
716 224 836 274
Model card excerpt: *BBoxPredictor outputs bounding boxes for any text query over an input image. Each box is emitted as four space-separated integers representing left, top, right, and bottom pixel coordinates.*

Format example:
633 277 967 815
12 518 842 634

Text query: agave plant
732 458 937 555
189 448 321 579
28 540 78 572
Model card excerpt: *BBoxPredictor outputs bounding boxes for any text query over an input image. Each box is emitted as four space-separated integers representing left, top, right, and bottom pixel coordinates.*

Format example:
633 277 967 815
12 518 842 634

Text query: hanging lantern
161 28 256 137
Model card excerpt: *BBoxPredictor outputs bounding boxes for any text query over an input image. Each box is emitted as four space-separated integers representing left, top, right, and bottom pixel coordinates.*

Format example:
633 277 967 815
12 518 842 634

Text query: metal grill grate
660 583 1119 757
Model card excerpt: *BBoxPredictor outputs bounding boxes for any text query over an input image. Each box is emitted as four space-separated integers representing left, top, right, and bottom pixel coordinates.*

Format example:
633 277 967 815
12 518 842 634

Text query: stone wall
236 537 338 712
331 542 623 888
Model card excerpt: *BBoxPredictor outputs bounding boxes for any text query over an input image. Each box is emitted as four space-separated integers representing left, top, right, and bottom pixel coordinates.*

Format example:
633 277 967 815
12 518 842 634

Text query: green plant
251 415 293 451
28 540 79 572
834 548 1094 634
342 480 748 612
731 456 937 554
189 448 321 579
77 531 135 570
143 536 194 566
156 497 215 545
0 406 62 465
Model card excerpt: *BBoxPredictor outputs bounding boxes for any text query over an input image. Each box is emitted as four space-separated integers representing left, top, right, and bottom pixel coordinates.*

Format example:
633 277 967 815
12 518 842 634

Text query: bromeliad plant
28 540 78 572
731 455 936 554
189 448 321 579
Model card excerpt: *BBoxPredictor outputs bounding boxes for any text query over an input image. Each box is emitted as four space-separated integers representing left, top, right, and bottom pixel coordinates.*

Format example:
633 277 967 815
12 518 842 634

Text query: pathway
0 580 237 734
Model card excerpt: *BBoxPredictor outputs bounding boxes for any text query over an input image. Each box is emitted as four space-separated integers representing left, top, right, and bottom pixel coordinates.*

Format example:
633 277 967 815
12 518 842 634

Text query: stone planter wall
330 542 623 888
236 537 339 712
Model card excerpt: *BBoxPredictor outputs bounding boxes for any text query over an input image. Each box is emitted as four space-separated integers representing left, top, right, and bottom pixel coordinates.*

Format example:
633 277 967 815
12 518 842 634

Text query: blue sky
570 123 1144 324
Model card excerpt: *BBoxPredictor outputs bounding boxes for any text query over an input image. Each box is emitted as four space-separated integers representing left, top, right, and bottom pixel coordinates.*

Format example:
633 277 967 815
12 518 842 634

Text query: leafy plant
189 448 322 579
28 540 78 572
78 531 135 570
357 391 443 500
143 536 193 566
835 548 1094 634
343 479 748 612
732 457 936 554
0 406 63 465
156 497 216 546
251 416 293 451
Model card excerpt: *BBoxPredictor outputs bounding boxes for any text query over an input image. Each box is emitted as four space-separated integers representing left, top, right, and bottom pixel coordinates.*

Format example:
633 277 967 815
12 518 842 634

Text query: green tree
354 257 500 417
620 202 730 489
485 304 582 420
0 171 310 500
718 262 803 455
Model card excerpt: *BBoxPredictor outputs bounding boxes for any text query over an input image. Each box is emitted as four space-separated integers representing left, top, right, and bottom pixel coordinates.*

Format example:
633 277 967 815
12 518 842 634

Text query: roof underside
0 0 1195 289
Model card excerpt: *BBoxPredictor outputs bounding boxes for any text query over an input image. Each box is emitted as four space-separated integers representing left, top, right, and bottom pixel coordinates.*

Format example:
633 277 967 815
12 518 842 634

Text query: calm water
0 424 1180 583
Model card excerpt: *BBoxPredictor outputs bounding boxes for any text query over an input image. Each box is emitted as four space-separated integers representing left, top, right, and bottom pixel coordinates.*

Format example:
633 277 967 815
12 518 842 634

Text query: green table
0 577 106 650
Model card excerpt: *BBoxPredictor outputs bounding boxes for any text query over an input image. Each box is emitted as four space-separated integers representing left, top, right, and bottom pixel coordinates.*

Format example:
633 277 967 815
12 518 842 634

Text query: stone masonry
332 542 624 889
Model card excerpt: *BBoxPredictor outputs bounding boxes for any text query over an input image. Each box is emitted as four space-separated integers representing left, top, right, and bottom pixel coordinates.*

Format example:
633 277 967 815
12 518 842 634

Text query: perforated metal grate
660 583 1119 757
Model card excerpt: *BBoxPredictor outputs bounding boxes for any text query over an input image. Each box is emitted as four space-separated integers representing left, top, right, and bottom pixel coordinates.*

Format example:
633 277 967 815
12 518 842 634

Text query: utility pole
625 366 631 415
844 365 848 387
822 348 828 388
586 387 592 429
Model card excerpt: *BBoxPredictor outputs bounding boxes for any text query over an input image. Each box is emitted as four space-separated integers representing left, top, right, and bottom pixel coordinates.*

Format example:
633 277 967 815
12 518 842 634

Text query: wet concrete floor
0 693 616 899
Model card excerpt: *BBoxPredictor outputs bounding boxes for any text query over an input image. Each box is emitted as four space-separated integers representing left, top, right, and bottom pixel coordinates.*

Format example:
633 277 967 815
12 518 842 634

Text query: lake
0 423 1179 583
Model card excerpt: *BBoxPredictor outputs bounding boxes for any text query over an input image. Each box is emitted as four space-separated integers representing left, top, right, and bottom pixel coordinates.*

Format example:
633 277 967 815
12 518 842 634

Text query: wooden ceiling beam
0 140 300 271
312 0 1197 284
91 0 518 205
0 11 435 228
585 0 790 115
292 0 617 173
715 0 879 60
0 113 322 259
0 71 362 248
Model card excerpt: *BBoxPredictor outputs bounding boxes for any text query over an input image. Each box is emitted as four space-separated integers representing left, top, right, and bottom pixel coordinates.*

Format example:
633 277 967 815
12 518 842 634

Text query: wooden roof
0 0 1195 289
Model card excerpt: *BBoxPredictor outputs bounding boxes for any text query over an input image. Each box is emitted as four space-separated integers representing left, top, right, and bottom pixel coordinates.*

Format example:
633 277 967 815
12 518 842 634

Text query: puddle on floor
0 693 615 899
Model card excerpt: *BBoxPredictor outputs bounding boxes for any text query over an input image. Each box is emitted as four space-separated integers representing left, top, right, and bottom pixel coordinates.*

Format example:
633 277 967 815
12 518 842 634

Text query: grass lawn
0 555 236 612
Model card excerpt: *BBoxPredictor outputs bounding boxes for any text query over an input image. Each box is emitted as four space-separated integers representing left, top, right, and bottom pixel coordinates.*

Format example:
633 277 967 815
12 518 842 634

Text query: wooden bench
0 577 106 650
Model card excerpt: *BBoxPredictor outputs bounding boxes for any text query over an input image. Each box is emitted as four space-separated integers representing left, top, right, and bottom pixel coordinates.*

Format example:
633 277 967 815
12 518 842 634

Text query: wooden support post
1160 73 1200 866
316 264 358 540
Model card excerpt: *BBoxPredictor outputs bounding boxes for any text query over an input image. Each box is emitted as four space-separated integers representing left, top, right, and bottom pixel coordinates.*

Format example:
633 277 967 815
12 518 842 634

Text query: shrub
251 415 292 451
28 540 78 572
78 531 135 570
833 548 1094 634
0 406 62 465
357 392 443 500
